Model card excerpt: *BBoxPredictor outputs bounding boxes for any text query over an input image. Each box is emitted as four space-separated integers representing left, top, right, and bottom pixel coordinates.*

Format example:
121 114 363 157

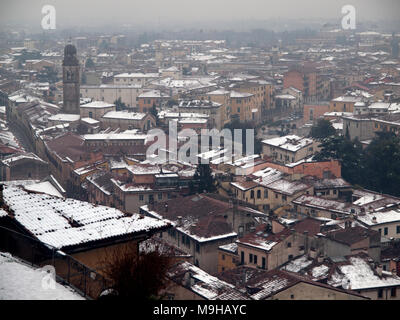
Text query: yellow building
329 96 363 113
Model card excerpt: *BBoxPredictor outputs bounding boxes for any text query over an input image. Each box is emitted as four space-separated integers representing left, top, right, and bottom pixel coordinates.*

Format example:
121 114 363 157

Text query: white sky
1 0 399 28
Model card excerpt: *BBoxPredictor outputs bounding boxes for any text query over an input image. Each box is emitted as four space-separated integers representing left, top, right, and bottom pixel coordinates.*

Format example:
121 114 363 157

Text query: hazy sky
1 0 399 29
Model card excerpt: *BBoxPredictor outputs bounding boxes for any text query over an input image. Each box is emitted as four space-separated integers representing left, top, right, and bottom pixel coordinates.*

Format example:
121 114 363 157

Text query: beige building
100 111 156 131
80 101 116 120
262 135 320 164
80 85 143 108
113 72 160 86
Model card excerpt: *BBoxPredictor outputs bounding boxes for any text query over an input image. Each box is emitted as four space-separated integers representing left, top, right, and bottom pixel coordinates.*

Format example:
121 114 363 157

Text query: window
282 195 287 202
391 287 396 297
250 190 254 199
275 193 278 199
158 193 162 200
378 289 383 299
384 227 388 236
397 226 400 234
287 242 291 248
222 254 225 260
249 253 253 263
262 257 266 269
257 190 261 199
254 255 258 264
288 255 293 260
196 243 200 253
240 251 244 264
186 237 190 248
264 190 268 198
379 228 382 235
139 194 144 201
290 294 294 299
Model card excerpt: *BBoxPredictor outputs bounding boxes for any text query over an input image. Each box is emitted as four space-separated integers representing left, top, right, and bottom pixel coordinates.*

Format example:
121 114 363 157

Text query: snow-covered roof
83 133 147 141
48 114 80 122
262 135 314 152
24 181 63 198
81 117 100 125
281 255 313 273
102 111 147 120
2 185 169 249
0 252 84 300
328 256 400 290
167 261 246 300
356 209 400 226
1 153 47 166
80 101 115 109
230 91 253 98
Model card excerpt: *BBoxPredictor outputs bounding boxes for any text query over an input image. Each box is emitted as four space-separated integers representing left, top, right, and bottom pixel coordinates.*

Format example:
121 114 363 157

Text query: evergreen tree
85 57 95 68
194 163 216 193
114 97 127 111
310 119 336 140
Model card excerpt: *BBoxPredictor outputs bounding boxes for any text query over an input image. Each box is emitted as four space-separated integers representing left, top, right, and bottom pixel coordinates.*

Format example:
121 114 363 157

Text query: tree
313 132 400 197
85 57 95 68
194 163 216 193
362 132 400 196
101 242 173 299
150 103 159 125
313 135 364 185
114 97 127 111
310 119 336 140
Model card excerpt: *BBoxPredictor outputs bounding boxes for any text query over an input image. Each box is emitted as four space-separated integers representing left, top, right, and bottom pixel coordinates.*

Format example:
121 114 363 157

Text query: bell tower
62 43 80 114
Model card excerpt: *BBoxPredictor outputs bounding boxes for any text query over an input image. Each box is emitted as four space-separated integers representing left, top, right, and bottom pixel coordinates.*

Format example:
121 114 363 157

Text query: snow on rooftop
168 261 237 300
48 114 80 122
24 181 63 198
311 264 330 280
281 255 313 273
83 133 147 141
0 252 84 300
81 101 115 108
356 209 400 226
2 185 169 249
219 242 238 253
268 179 309 195
262 135 314 152
332 256 400 290
102 111 146 120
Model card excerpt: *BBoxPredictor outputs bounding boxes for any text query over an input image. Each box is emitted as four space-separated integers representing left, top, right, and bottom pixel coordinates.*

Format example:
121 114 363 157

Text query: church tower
62 43 80 114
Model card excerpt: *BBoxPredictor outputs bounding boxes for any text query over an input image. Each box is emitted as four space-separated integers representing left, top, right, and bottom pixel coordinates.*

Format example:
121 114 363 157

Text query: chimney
0 184 4 206
177 216 183 226
317 254 324 263
372 216 377 224
376 264 383 277
183 271 192 287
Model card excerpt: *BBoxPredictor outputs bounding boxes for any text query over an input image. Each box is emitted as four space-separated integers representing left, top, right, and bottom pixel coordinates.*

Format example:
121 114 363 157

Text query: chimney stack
177 216 182 226
372 216 377 224
0 184 4 206
376 264 383 277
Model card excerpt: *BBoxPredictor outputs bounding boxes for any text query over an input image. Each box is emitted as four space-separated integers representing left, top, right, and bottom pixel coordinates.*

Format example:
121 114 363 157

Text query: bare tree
100 241 174 299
